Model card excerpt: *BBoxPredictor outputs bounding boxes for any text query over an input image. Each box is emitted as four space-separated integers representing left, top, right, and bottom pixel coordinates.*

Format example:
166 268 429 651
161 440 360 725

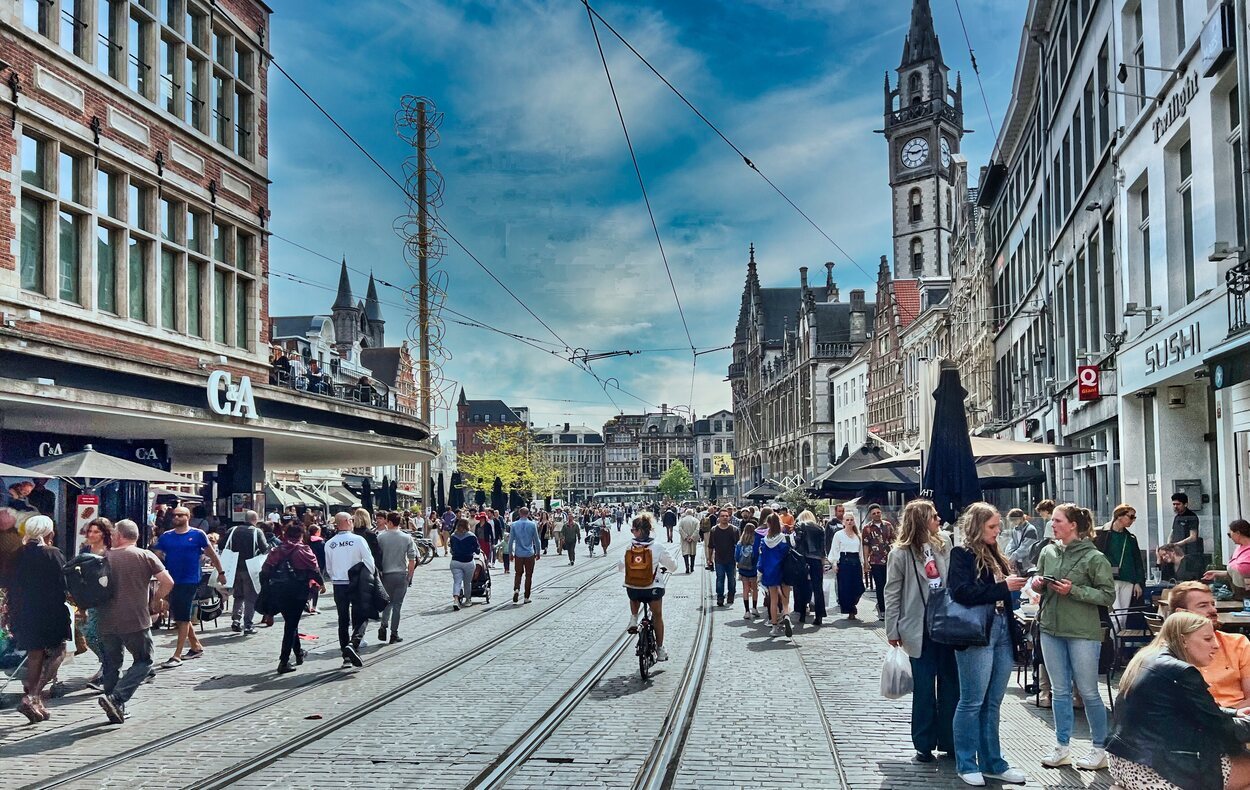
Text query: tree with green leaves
657 460 694 499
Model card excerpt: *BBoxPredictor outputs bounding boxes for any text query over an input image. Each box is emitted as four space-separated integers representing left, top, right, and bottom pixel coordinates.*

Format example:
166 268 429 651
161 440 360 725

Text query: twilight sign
207 370 259 420
1153 71 1199 143
1144 323 1201 375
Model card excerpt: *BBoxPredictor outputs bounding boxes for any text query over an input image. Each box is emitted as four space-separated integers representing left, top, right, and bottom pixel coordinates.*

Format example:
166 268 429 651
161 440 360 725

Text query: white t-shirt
921 544 942 589
830 530 862 557
324 531 375 584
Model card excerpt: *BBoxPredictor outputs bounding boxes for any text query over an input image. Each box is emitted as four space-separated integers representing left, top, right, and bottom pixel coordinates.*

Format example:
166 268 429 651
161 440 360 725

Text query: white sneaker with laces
1041 745 1072 767
1076 748 1108 771
627 613 639 632
655 645 669 662
769 624 779 636
983 768 1027 784
958 772 985 787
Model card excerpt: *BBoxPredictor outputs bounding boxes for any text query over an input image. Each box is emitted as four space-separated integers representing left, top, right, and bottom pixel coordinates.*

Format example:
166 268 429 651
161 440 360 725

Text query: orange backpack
624 544 654 587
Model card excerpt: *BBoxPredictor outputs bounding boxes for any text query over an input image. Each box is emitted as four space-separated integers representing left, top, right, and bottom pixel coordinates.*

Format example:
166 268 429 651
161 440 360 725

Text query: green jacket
1035 538 1115 642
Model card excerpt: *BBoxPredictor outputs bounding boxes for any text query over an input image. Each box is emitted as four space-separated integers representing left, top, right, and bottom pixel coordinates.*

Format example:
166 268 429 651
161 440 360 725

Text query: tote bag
925 586 993 647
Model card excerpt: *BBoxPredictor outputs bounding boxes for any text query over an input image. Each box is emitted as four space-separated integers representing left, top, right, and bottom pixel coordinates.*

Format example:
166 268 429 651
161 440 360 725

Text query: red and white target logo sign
1077 365 1101 401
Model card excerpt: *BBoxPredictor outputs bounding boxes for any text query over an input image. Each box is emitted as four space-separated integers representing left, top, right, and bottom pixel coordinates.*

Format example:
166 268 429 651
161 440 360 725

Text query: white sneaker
655 645 669 662
958 773 985 787
983 768 1027 784
627 613 639 632
752 608 761 618
1041 745 1072 767
1076 748 1108 771
769 625 779 636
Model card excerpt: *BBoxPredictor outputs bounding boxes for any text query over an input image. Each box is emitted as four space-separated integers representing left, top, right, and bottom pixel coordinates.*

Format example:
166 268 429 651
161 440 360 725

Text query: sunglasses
1128 514 1137 520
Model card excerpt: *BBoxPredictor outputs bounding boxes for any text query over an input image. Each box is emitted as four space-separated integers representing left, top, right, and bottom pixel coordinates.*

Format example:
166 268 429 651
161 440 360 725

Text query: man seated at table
1158 543 1206 582
1169 580 1250 707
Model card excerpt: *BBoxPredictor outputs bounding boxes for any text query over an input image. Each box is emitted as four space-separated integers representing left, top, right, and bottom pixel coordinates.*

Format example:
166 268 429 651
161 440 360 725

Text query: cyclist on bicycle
619 513 678 661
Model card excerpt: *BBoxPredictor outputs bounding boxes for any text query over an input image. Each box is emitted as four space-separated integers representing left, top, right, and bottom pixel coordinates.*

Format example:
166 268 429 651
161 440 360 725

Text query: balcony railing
268 367 395 411
815 342 856 358
887 98 962 129
1228 258 1250 336
728 361 745 379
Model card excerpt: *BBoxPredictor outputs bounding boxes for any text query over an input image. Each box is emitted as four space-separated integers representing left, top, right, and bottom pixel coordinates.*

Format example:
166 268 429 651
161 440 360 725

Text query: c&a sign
207 371 259 420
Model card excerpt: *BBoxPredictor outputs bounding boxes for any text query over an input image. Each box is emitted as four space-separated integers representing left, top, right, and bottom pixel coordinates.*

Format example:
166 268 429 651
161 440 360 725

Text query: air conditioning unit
1167 385 1187 408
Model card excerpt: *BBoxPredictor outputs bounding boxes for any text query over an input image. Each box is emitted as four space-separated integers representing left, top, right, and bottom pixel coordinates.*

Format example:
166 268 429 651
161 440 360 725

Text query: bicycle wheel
639 652 650 679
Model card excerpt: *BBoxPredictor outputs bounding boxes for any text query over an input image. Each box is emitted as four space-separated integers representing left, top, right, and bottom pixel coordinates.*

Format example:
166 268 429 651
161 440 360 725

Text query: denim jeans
380 571 408 632
953 612 1014 775
715 562 737 600
450 560 476 599
910 631 959 754
99 629 153 707
1039 632 1108 747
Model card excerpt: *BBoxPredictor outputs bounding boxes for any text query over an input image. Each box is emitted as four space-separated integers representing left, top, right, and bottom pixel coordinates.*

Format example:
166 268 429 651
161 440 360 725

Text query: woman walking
304 524 326 614
1094 504 1145 634
754 514 794 638
449 518 479 610
77 518 113 687
947 503 1028 786
1032 503 1115 771
1106 611 1250 790
261 522 323 674
10 516 71 723
884 499 958 763
831 511 865 620
736 515 760 619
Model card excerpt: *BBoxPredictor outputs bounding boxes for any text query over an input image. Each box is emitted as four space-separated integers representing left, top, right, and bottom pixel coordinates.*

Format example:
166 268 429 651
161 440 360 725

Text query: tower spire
900 0 943 69
332 257 355 310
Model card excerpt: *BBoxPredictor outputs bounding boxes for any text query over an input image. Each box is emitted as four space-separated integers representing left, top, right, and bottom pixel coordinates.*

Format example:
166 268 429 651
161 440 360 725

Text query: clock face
901 137 929 168
941 137 952 167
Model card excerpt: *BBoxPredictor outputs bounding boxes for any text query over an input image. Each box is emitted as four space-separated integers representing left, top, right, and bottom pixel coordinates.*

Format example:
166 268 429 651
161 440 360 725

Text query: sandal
160 657 182 669
185 649 204 660
16 697 41 724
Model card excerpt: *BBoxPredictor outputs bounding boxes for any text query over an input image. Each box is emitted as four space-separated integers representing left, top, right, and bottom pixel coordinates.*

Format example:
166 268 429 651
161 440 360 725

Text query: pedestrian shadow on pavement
0 720 115 758
194 666 355 693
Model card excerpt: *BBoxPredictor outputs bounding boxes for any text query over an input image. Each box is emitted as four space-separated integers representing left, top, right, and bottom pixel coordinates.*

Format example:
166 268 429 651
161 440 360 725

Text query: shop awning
862 437 1094 469
149 486 203 501
302 487 338 509
743 482 783 501
326 485 360 508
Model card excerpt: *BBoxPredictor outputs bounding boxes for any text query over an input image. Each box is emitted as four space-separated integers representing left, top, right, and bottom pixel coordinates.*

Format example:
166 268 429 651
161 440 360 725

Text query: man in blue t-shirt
508 507 541 604
154 506 226 667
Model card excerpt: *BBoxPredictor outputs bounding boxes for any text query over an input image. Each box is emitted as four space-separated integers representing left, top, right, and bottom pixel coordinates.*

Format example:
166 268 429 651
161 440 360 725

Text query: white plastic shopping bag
880 645 913 699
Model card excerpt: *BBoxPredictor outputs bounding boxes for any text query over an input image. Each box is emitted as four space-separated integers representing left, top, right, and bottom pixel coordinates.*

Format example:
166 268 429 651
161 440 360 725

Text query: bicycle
631 569 667 680
414 537 436 565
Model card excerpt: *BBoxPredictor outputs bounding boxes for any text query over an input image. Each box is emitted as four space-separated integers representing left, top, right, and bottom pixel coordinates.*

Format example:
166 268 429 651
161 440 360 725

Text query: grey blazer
883 532 952 658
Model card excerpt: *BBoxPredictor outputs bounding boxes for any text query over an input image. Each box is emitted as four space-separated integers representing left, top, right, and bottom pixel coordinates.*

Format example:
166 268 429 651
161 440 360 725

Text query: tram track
21 559 611 790
464 566 714 790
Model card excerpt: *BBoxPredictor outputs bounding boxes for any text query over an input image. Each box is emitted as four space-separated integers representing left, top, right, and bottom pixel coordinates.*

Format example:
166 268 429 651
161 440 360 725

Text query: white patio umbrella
26 444 189 487
861 436 1093 469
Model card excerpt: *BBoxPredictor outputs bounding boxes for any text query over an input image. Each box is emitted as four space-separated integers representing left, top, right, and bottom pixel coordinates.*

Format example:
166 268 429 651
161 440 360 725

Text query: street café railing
1228 257 1250 336
268 367 393 411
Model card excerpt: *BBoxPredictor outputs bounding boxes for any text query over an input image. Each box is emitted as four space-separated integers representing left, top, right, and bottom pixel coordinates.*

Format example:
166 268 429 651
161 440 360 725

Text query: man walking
793 512 829 626
377 511 416 644
154 506 226 667
97 519 174 724
561 514 579 566
861 504 895 622
324 511 375 667
440 506 456 556
704 508 740 607
225 510 268 635
662 506 678 543
678 508 701 573
509 507 541 603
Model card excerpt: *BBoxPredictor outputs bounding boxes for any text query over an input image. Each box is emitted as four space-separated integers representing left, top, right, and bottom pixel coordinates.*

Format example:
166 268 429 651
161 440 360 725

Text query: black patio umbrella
491 476 506 512
360 477 374 513
379 475 392 510
389 479 399 510
429 475 437 508
807 445 918 498
922 362 982 524
743 482 782 501
544 496 552 511
509 488 525 510
707 478 719 503
474 486 486 507
975 461 1046 490
449 471 464 509
437 472 447 511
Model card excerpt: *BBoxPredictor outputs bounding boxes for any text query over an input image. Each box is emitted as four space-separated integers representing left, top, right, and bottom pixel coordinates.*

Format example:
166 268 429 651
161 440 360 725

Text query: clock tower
884 0 964 282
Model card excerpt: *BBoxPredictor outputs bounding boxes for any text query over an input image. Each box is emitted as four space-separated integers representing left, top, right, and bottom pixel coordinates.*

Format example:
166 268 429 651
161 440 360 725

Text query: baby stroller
470 554 492 603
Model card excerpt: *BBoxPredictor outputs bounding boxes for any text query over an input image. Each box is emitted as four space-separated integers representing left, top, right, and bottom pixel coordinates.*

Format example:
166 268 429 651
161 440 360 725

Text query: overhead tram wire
578 0 920 326
583 0 699 418
952 0 1002 159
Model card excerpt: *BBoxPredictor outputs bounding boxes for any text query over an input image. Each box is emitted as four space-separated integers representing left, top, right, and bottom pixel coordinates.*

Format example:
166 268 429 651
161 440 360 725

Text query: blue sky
264 0 1028 441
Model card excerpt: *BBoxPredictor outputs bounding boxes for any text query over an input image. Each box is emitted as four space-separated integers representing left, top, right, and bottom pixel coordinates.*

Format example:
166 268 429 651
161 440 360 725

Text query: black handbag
781 537 807 587
925 586 994 647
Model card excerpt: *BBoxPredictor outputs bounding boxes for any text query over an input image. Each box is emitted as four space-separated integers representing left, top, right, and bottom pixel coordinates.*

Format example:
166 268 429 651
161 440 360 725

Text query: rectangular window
236 231 252 272
1173 0 1186 57
159 37 179 114
58 150 82 204
97 168 117 218
212 221 226 261
24 0 46 33
214 268 227 343
159 197 176 241
1139 184 1152 311
160 248 177 329
1232 87 1246 248
58 210 81 303
22 134 45 188
20 196 45 293
235 279 248 349
187 209 202 253
128 13 151 96
97 226 117 313
129 183 149 231
1131 5 1146 116
186 7 203 49
187 257 202 336
1180 139 1196 304
213 76 230 145
236 42 253 85
185 55 202 129
234 88 251 158
97 0 119 77
61 0 86 56
128 237 148 322
213 28 230 68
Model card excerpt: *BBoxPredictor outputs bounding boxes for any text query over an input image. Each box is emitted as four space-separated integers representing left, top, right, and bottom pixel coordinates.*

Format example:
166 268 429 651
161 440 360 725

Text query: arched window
909 72 922 104
909 188 922 223
910 238 924 273
802 442 812 473
946 188 953 224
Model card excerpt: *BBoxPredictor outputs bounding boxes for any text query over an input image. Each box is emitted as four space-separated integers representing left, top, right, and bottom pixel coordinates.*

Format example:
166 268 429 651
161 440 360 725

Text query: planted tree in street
658 460 694 499
456 424 560 501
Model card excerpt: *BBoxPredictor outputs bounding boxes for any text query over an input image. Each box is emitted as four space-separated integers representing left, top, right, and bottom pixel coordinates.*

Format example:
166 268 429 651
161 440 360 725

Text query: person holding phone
1032 503 1115 772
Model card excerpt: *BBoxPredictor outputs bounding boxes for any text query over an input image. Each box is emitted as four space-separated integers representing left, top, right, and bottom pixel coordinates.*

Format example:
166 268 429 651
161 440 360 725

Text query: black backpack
259 556 305 615
64 553 113 609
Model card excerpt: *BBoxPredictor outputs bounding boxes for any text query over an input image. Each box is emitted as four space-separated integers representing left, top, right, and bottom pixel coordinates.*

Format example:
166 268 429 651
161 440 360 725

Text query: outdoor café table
1218 611 1250 632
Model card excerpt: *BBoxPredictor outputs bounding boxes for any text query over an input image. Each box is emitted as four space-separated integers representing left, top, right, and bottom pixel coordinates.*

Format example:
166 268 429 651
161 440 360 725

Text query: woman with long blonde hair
885 499 956 762
830 511 865 620
1107 611 1250 790
947 503 1028 785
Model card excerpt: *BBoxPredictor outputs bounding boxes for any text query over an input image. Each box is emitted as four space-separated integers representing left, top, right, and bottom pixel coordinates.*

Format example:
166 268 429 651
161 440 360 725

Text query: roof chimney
661 403 668 414
563 422 570 433
850 289 866 311
799 266 809 290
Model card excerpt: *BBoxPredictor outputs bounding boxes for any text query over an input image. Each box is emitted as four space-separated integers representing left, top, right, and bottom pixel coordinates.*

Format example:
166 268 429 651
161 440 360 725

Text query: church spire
364 273 384 322
332 258 355 310
900 0 943 69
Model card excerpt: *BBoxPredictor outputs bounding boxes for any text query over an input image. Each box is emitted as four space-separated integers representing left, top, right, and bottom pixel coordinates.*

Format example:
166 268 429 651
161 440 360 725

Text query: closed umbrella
921 362 982 525
388 479 399 511
360 478 374 513
491 477 506 512
707 478 719 504
508 488 524 510
380 475 392 510
437 472 447 511
474 486 486 508
449 472 464 509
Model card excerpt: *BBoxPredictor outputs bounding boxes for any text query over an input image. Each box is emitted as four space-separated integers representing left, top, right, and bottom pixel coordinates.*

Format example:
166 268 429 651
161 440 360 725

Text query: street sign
1077 365 1101 401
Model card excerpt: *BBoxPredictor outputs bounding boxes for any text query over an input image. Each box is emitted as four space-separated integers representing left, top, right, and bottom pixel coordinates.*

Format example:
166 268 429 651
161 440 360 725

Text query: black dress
9 543 70 651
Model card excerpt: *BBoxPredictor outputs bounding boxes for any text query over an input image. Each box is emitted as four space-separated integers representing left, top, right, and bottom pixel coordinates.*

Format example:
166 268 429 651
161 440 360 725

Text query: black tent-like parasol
807 445 918 499
437 472 447 512
449 472 464 509
359 478 374 513
707 479 719 503
490 477 506 512
508 488 525 511
922 362 982 524
474 486 486 507
743 482 782 501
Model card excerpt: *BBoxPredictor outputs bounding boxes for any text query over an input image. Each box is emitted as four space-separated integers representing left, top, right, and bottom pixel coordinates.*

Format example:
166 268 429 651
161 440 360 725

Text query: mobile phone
1041 575 1061 584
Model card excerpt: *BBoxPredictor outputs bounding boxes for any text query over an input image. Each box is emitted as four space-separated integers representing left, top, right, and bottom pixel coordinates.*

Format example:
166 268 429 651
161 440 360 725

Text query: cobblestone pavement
5 540 1122 790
